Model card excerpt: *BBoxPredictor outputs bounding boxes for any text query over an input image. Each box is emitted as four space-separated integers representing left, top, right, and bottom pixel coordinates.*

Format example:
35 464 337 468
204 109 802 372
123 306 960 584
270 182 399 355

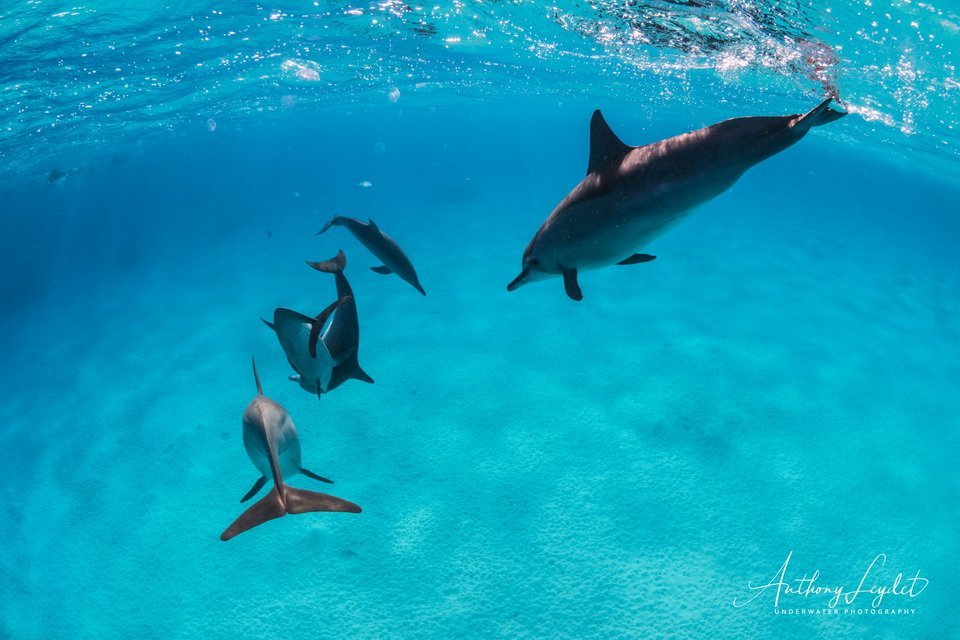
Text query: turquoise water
2 2 959 639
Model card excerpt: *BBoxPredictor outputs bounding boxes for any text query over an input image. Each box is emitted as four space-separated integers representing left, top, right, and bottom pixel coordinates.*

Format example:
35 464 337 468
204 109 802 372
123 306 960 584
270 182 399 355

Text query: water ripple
0 0 958 184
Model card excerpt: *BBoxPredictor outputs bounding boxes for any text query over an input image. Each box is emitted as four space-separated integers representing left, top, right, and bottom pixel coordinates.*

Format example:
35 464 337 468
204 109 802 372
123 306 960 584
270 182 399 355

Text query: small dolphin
318 216 426 295
221 359 361 541
508 98 847 301
262 296 349 399
305 250 375 392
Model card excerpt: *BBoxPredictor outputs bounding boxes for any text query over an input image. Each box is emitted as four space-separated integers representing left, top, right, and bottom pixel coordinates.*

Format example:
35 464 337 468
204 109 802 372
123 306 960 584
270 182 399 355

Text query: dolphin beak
507 267 530 292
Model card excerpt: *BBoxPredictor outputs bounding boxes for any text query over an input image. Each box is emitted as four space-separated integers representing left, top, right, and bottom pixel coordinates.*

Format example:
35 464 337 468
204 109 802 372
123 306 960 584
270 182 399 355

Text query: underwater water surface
1 2 959 639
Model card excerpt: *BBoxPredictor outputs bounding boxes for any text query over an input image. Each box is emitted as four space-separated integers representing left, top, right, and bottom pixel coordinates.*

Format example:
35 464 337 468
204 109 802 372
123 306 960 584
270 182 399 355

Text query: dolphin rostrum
220 358 361 541
507 98 847 301
305 250 375 392
319 216 426 295
262 296 350 399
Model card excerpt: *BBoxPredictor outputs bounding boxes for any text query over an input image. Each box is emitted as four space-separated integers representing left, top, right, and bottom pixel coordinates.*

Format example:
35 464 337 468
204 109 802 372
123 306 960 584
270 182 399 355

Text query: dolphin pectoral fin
301 468 334 484
261 317 276 331
240 476 267 503
370 265 393 274
563 270 583 301
221 487 286 541
616 254 657 265
283 486 362 515
352 364 375 384
326 353 375 391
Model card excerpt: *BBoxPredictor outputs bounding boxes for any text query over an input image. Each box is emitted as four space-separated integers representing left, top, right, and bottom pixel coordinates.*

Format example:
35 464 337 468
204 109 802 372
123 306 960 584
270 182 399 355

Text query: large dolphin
319 216 426 295
507 98 847 301
220 359 361 541
305 250 375 392
262 296 349 399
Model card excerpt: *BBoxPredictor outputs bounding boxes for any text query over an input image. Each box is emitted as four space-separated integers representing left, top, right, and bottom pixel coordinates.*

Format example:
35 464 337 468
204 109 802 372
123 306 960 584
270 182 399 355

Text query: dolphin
319 216 426 295
220 358 362 541
507 98 847 301
305 250 375 392
262 296 350 399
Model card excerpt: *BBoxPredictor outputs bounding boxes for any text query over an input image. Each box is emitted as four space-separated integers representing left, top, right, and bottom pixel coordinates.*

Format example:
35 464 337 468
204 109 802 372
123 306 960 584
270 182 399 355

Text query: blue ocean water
2 2 959 638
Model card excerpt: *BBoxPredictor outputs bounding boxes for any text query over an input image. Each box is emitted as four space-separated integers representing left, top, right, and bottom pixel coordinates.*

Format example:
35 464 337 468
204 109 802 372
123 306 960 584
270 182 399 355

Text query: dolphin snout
507 267 533 292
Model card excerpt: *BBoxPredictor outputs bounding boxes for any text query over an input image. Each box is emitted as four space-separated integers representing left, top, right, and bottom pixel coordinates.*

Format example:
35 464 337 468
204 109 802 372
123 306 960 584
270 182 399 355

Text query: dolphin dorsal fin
587 110 630 175
252 357 263 395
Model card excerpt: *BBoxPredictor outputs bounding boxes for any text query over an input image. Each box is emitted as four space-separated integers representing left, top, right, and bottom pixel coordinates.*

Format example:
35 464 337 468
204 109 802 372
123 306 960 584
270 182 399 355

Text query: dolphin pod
220 359 361 541
224 98 847 540
318 216 427 296
508 98 847 300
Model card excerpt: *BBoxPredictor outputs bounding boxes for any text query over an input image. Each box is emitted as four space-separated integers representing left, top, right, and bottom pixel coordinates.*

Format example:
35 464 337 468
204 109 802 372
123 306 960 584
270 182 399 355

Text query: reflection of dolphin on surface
508 98 847 301
262 296 350 399
306 250 375 392
220 359 361 542
318 216 426 295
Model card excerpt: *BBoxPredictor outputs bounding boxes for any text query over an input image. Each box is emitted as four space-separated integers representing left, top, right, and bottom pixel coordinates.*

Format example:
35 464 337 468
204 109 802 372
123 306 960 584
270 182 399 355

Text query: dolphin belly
543 192 690 271
274 314 335 392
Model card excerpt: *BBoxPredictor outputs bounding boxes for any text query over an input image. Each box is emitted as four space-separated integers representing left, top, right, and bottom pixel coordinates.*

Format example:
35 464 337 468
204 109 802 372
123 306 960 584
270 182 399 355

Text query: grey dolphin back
305 251 375 389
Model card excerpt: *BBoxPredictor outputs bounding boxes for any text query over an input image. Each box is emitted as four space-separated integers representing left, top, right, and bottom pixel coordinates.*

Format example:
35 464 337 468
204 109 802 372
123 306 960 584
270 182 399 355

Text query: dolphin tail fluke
283 485 362 515
220 485 361 541
221 487 286 540
316 216 341 235
795 98 846 130
306 250 347 274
